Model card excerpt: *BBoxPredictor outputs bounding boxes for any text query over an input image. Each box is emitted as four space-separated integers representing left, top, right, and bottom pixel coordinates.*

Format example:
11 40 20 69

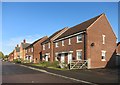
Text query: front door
68 53 72 64
30 55 33 62
45 55 48 61
40 52 42 61
61 54 65 63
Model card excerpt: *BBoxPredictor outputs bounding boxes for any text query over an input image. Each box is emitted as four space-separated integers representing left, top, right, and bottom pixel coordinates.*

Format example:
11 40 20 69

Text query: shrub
38 61 59 68
50 61 59 68
13 58 22 63
22 60 30 64
58 62 68 69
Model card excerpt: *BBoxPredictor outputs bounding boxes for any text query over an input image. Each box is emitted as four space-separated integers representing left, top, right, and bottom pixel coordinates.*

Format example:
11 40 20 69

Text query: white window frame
31 47 33 52
29 48 30 52
55 42 59 48
76 50 82 60
77 34 82 43
102 35 105 44
48 43 50 48
43 45 45 50
26 50 27 53
68 38 71 45
62 40 64 46
101 50 106 61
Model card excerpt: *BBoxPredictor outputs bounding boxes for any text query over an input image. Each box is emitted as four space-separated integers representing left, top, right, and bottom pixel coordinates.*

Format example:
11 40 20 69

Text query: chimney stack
17 44 19 47
23 39 26 43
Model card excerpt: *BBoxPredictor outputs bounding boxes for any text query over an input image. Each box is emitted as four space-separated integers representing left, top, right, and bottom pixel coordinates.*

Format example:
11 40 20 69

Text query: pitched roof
25 44 33 49
56 14 102 40
15 47 20 52
9 51 14 55
42 27 67 44
21 43 30 49
25 36 48 49
33 36 48 45
117 42 120 46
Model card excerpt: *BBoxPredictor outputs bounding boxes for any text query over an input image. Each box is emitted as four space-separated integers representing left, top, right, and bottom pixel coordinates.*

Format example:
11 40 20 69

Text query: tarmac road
2 61 79 83
2 61 119 84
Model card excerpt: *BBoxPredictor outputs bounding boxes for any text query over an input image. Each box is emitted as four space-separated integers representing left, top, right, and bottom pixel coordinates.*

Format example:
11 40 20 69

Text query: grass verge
29 61 67 71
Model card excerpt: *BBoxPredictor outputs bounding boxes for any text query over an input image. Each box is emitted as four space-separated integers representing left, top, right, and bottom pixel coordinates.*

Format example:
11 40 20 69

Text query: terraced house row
8 13 120 69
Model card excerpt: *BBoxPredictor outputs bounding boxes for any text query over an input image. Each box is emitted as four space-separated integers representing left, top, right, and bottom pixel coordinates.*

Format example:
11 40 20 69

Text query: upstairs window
62 40 64 46
68 38 71 45
55 42 59 48
76 50 82 60
26 50 27 53
77 34 82 43
101 50 106 61
43 45 45 50
102 35 105 44
29 48 30 52
48 43 50 48
31 47 33 52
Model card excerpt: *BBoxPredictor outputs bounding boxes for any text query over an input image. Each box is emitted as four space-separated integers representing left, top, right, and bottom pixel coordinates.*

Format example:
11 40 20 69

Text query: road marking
32 81 34 83
20 65 48 73
19 64 98 85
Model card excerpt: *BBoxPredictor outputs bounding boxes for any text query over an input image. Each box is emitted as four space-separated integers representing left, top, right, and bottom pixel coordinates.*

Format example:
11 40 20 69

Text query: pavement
21 63 119 84
2 61 120 84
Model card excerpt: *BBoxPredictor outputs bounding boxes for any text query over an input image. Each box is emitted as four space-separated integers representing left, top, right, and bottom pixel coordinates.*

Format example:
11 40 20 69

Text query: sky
118 2 120 42
1 2 118 55
0 2 2 53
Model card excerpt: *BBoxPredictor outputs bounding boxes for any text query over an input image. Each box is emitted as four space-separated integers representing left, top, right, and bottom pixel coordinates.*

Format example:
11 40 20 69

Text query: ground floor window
76 50 82 60
101 50 106 61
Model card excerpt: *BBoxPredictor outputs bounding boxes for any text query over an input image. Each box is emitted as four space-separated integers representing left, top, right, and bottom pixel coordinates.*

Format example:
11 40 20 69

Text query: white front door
61 54 65 63
45 55 48 61
68 53 72 64
30 55 33 62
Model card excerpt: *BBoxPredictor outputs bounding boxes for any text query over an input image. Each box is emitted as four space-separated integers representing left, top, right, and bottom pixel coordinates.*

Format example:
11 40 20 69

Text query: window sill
77 59 82 60
77 41 82 43
101 59 106 61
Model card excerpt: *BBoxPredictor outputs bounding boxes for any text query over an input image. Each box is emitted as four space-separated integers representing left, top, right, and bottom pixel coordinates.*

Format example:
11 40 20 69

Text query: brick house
25 44 33 62
41 27 68 62
25 36 48 63
8 51 14 61
20 39 30 61
13 44 20 60
33 36 48 63
116 42 120 55
116 42 120 66
53 13 116 69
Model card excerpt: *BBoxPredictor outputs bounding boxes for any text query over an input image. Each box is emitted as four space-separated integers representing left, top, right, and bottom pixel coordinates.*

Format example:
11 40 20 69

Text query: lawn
30 61 67 71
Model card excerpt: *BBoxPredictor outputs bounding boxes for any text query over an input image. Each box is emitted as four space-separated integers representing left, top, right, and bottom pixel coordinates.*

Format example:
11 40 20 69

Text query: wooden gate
70 60 88 70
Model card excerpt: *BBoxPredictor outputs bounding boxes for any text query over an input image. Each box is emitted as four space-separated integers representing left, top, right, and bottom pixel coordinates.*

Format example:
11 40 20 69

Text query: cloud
2 34 42 55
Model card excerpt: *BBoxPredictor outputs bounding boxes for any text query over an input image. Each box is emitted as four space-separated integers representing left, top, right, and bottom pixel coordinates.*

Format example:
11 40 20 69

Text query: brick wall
33 36 48 63
54 34 85 63
87 14 116 68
